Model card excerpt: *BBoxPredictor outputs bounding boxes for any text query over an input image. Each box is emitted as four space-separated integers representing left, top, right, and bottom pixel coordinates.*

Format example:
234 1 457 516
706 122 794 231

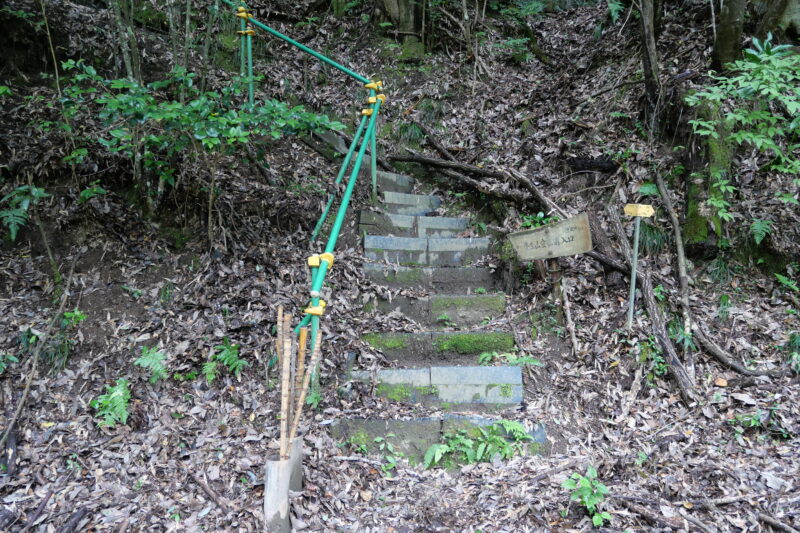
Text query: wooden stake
276 305 284 369
294 328 308 413
278 314 292 459
288 334 323 444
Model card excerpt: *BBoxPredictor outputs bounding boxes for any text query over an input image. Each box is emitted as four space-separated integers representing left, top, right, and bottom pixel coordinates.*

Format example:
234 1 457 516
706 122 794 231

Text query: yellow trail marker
624 203 655 217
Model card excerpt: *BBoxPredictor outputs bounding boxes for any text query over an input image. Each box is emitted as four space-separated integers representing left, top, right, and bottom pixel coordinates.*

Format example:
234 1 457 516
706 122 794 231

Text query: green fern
606 0 624 23
202 360 219 384
134 346 168 384
90 378 131 427
776 273 799 292
750 219 773 245
213 338 248 377
0 185 49 241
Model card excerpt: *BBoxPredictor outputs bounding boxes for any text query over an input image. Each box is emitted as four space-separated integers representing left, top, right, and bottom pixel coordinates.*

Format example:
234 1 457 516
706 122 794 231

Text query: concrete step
383 191 441 216
363 264 496 292
361 330 515 366
364 236 490 266
376 171 414 193
369 293 505 326
359 211 469 238
351 365 522 405
329 416 548 465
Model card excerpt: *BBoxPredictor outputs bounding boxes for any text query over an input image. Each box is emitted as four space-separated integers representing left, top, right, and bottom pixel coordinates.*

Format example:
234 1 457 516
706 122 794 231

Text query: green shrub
135 346 169 384
424 420 532 468
91 378 131 428
562 466 612 527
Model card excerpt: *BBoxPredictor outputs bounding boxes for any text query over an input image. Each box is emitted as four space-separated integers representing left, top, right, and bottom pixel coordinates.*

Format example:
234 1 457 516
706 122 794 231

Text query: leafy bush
562 466 612 527
686 34 800 208
521 211 558 229
135 346 169 384
91 378 131 428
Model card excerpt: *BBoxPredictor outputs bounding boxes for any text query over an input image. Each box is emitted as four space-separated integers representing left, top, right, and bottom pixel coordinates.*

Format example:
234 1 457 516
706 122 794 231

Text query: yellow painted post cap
319 252 334 269
308 254 321 268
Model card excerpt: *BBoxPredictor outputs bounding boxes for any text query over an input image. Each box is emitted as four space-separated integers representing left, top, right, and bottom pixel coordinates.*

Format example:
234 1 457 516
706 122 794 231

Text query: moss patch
362 333 408 351
393 268 423 283
430 294 505 314
376 383 412 402
433 332 515 354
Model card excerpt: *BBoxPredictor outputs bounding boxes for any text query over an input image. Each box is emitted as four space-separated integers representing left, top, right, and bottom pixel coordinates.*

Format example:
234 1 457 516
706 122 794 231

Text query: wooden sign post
508 212 593 261
624 204 655 330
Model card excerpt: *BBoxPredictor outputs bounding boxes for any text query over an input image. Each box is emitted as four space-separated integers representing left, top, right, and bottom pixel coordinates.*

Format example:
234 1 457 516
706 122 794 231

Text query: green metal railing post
238 6 246 76
246 30 254 107
221 0 369 84
370 124 377 201
311 114 370 242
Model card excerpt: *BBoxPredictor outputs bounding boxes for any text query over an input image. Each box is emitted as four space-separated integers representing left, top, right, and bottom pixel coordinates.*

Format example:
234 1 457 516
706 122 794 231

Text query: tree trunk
712 0 747 71
376 0 423 55
639 0 661 134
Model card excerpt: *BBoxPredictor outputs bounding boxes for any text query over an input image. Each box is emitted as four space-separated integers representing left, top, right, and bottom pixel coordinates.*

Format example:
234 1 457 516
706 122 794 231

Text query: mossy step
329 416 548 465
370 293 506 326
350 366 522 405
361 330 515 366
376 171 415 193
363 263 496 292
359 211 468 238
364 236 490 266
383 191 441 216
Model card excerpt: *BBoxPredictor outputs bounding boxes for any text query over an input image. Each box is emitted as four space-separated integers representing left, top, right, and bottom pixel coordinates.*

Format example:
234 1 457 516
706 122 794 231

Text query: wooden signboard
508 212 593 261
624 204 655 217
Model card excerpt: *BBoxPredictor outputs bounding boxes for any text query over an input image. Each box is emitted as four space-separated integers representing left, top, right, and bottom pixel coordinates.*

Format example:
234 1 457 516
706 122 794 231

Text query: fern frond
135 346 168 384
750 218 773 245
90 378 131 427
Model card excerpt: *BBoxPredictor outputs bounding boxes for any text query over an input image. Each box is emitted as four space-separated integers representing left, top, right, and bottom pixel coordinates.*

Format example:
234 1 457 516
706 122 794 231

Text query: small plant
78 181 107 204
62 308 86 328
562 466 612 527
135 346 169 384
477 351 541 367
775 273 799 293
173 370 199 382
718 293 731 321
750 219 773 245
520 211 558 229
424 420 532 468
474 287 487 295
653 284 667 301
668 319 696 351
436 313 455 326
729 408 792 440
121 285 143 299
202 338 247 384
0 353 19 375
90 378 131 428
373 433 404 476
0 185 50 241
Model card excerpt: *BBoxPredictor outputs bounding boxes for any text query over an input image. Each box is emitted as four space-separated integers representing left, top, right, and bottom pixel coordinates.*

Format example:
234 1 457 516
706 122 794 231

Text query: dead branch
655 172 693 376
694 324 791 378
439 168 531 204
527 458 581 485
756 513 799 533
0 257 78 452
615 498 682 529
187 470 231 514
391 149 507 180
412 119 457 162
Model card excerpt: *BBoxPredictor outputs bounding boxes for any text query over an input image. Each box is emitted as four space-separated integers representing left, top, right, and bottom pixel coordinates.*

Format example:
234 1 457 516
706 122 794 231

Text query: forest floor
1 0 799 532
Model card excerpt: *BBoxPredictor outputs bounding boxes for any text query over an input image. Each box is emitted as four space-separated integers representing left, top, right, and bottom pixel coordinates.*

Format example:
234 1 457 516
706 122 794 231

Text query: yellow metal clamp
237 29 256 36
364 80 383 90
367 94 387 104
308 254 321 268
361 108 374 116
319 252 334 269
304 300 327 316
235 7 252 19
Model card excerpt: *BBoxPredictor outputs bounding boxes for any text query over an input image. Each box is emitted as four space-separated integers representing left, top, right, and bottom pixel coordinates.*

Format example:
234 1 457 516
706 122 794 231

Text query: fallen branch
0 257 78 452
439 168 531 204
756 513 799 533
615 498 682 529
527 458 581 485
694 325 791 378
656 172 693 377
187 470 231 514
412 119 457 162
391 149 507 180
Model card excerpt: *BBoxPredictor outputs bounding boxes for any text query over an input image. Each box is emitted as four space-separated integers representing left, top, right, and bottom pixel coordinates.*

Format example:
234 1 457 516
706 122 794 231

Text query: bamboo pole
279 314 292 459
294 328 308 414
288 334 323 443
276 306 284 369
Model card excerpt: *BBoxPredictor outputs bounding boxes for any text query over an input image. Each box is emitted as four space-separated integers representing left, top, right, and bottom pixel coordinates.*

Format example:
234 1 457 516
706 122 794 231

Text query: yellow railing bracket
237 29 256 36
319 252 335 269
364 80 383 91
361 108 374 116
304 300 327 316
235 7 252 19
307 254 321 268
367 94 387 104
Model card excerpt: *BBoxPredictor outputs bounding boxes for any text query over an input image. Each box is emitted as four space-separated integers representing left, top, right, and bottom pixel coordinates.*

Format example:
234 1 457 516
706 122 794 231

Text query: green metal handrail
221 2 385 392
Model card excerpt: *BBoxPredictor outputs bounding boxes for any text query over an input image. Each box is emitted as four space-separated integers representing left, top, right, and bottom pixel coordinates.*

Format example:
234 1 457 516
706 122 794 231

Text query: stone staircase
330 169 547 462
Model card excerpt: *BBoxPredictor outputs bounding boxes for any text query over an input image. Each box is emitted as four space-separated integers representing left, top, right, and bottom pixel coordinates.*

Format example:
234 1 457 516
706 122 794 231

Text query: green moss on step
347 429 370 449
362 333 408 351
433 332 515 354
376 383 412 401
393 269 423 283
